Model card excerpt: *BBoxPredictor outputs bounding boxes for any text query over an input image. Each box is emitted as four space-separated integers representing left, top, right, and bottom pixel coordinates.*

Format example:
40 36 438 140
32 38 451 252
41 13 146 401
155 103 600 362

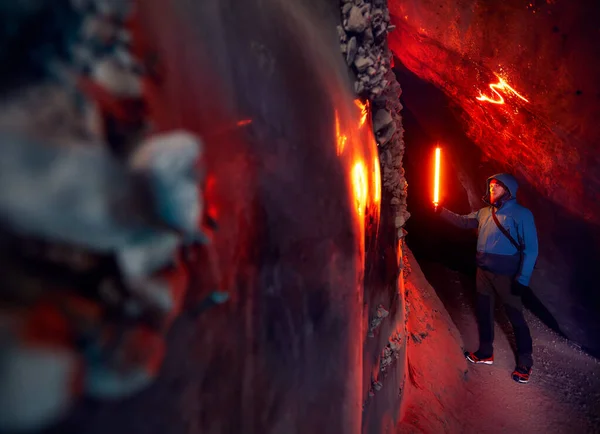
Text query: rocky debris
91 57 142 97
337 0 410 238
401 238 412 278
410 331 429 343
373 108 393 133
345 6 369 33
368 304 389 337
0 99 205 302
366 331 403 399
65 0 146 152
345 36 358 64
70 0 143 83
0 2 220 429
404 289 411 321
380 332 403 373
375 70 410 236
354 54 374 72
376 117 397 146
337 1 393 101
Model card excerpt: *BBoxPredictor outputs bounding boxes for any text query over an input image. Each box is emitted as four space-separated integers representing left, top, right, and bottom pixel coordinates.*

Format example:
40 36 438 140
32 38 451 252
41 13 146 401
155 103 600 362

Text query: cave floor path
416 259 600 434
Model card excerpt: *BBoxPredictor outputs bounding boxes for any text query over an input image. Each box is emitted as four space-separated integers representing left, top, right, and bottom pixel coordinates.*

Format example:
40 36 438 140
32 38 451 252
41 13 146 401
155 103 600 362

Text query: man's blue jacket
440 173 539 286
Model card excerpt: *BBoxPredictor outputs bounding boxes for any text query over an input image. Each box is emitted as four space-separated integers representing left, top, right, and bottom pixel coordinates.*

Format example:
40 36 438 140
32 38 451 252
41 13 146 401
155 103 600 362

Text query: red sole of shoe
466 355 493 365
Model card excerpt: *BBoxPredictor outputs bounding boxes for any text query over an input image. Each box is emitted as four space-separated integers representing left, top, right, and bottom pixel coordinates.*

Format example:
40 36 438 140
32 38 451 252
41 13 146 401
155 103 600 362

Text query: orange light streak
205 119 253 139
335 110 347 156
476 74 529 105
373 157 381 204
433 147 441 207
354 99 369 128
352 160 367 215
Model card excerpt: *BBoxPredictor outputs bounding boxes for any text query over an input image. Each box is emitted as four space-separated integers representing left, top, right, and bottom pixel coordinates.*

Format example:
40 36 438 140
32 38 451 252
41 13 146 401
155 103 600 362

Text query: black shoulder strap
491 208 522 252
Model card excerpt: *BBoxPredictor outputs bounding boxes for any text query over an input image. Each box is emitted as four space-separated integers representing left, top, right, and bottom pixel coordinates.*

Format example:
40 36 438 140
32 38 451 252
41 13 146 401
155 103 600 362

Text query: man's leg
474 268 495 358
505 305 533 367
495 277 534 368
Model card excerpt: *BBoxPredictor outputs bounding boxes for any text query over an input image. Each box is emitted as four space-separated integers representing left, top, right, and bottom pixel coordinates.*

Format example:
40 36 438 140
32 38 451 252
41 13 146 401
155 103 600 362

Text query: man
435 173 538 384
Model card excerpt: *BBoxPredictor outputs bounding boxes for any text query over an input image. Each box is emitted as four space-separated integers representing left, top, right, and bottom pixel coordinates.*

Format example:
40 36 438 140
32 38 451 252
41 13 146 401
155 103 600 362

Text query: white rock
345 6 368 33
346 36 358 65
81 16 117 42
354 55 373 72
373 109 393 132
91 58 141 97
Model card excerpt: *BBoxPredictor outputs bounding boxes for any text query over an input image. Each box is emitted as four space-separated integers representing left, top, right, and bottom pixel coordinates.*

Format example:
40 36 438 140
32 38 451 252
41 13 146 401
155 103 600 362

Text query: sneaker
465 351 494 365
512 366 532 384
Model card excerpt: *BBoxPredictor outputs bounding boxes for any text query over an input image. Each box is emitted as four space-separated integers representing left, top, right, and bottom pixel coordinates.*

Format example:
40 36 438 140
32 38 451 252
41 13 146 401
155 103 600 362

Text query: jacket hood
483 173 519 206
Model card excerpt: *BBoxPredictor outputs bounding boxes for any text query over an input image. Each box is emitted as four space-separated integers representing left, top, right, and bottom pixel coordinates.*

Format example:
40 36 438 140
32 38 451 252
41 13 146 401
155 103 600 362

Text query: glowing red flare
433 147 441 207
476 75 529 105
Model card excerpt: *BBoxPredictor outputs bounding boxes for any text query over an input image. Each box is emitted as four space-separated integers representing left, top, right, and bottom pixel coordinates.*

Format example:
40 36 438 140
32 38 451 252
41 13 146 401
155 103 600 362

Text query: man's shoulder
510 203 534 218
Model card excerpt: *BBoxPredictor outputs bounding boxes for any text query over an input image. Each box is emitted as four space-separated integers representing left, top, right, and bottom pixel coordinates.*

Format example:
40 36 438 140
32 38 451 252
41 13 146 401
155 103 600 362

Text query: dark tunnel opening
393 61 572 350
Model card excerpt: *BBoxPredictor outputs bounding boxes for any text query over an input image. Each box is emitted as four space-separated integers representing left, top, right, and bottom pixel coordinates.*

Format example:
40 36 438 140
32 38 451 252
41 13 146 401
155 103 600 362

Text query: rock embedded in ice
373 109 393 132
345 6 368 33
354 55 374 72
346 36 357 65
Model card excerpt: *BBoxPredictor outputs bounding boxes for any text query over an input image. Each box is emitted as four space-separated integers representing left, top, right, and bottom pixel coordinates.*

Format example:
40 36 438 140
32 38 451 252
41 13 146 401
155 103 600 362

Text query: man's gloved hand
433 202 442 214
511 280 528 296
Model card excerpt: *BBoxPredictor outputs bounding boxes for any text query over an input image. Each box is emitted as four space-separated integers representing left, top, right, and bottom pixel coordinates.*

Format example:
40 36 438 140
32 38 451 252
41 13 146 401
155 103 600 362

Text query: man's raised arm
439 208 480 229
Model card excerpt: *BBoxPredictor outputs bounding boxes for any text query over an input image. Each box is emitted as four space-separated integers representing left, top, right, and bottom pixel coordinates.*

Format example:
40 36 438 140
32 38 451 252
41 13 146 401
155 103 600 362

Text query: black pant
475 268 533 368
